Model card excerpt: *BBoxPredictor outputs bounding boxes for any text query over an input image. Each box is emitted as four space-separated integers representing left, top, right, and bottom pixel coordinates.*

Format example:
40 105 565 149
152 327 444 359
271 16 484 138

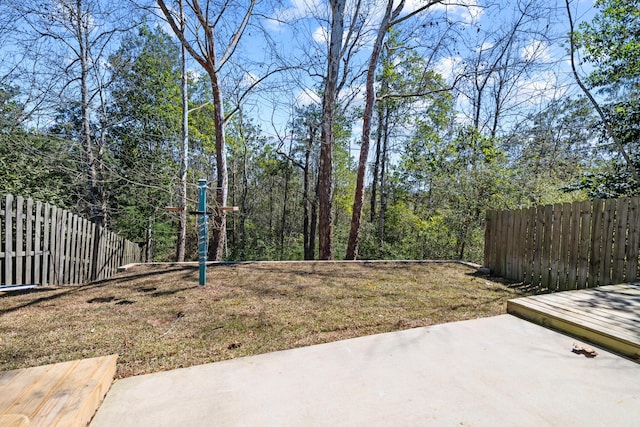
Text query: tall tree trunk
378 108 390 244
209 71 228 261
370 103 384 223
240 137 248 259
230 153 237 254
280 158 291 259
318 0 346 260
310 173 320 260
303 124 316 260
346 0 398 260
177 0 188 262
77 1 103 227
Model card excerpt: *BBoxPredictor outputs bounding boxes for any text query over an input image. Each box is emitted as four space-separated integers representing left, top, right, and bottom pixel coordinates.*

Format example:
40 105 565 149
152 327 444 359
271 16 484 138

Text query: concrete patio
91 314 640 426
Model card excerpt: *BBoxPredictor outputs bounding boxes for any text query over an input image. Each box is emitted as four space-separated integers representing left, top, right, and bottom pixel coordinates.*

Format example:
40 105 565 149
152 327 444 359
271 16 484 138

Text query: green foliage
505 97 595 205
0 133 83 208
107 25 182 259
0 84 83 207
576 0 640 90
0 84 22 131
574 1 640 196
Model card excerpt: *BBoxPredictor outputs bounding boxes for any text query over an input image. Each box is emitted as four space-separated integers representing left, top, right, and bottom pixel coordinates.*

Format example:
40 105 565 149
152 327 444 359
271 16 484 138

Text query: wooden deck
508 283 640 361
0 355 117 426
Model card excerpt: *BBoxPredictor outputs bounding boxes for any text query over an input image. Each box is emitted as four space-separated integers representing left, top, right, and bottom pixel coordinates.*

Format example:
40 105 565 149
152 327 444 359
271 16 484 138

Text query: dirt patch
0 261 526 378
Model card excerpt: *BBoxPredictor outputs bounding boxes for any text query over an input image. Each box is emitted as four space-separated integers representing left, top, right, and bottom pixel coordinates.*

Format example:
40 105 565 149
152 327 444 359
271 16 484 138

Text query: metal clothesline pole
197 179 208 286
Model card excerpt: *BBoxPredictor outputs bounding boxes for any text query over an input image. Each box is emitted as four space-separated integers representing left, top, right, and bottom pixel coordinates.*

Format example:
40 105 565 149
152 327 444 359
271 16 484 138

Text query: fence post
197 179 208 286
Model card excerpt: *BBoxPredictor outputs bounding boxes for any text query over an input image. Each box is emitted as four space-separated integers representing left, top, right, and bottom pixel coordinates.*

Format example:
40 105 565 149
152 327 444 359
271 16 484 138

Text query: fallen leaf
572 342 598 358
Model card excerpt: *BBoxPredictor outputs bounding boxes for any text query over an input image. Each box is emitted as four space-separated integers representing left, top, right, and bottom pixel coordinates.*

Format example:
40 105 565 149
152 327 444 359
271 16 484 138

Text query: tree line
0 0 638 264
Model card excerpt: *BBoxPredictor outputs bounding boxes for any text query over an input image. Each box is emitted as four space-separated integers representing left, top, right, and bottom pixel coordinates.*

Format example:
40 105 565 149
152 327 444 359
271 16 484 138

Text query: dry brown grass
0 261 525 379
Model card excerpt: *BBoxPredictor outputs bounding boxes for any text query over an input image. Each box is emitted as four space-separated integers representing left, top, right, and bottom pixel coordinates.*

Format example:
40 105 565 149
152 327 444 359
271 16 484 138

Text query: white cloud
434 55 464 79
480 41 494 52
519 70 558 101
295 88 321 107
272 0 324 25
521 39 553 63
428 0 484 25
312 25 329 43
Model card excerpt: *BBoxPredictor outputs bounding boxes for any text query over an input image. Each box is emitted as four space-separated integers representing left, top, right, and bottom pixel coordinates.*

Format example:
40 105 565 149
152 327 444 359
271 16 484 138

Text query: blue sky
1 0 599 143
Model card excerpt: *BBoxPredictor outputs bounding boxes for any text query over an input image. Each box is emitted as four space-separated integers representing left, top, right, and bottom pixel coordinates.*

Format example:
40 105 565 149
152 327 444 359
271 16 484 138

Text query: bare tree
176 0 188 262
157 0 256 261
158 0 287 260
317 0 346 259
11 0 134 227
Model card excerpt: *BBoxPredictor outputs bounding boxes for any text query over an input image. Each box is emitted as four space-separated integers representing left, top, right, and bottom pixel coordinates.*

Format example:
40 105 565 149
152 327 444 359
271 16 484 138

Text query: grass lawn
0 261 526 379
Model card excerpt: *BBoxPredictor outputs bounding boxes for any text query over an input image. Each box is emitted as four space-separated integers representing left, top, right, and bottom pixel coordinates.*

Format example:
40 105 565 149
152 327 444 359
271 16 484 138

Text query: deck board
508 283 640 361
0 355 117 426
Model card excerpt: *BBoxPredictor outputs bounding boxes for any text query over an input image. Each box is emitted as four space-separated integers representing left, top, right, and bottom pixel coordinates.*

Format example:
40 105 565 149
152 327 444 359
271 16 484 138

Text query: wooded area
0 0 638 264
485 197 640 290
1 194 142 286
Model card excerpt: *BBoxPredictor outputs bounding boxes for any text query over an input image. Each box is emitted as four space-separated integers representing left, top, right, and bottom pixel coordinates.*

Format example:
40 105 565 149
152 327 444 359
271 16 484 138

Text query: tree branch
565 0 639 184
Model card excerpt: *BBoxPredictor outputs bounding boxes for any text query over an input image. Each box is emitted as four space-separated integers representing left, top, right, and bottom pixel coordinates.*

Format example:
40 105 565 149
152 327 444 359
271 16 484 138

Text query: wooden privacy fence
1 194 143 286
484 197 640 291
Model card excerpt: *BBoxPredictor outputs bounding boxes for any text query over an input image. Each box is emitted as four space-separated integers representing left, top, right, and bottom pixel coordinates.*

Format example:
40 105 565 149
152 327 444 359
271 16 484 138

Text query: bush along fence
484 197 640 291
1 194 143 286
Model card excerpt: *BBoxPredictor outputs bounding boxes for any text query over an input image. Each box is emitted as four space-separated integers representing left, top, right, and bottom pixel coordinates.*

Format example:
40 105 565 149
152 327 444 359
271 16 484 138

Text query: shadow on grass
465 270 545 295
0 265 200 315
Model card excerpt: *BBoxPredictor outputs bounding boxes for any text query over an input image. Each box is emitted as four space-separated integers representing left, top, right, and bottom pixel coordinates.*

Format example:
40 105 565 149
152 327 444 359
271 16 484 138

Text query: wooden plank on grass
0 355 118 427
613 198 628 284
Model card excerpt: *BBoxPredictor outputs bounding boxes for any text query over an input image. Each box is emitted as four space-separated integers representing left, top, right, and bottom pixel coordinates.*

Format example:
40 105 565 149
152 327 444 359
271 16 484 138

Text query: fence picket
0 193 141 286
16 196 24 285
505 210 515 278
587 200 602 288
540 204 553 289
483 210 494 270
485 196 640 290
626 197 640 281
5 194 13 285
558 203 572 291
34 201 42 285
42 203 51 286
600 199 616 286
25 198 33 284
613 198 628 284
